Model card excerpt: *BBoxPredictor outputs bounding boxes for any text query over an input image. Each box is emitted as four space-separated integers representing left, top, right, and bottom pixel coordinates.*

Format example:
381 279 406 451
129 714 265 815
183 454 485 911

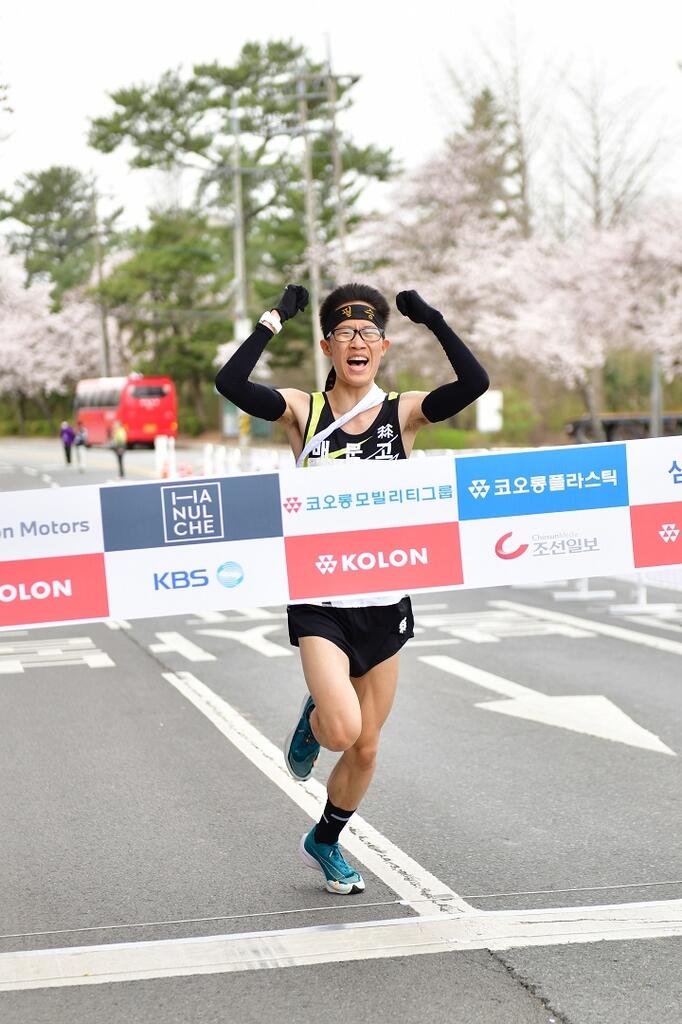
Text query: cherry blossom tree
0 244 124 428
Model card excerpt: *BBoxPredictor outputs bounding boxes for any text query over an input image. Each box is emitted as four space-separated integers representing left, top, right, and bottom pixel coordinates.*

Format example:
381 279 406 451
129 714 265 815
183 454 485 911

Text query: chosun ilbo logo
216 561 245 588
494 532 529 560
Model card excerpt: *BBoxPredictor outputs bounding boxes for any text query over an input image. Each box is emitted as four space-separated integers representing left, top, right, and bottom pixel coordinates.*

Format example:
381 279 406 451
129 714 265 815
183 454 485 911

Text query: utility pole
326 40 348 281
231 95 253 449
91 185 111 376
650 349 663 438
297 75 325 392
231 94 250 342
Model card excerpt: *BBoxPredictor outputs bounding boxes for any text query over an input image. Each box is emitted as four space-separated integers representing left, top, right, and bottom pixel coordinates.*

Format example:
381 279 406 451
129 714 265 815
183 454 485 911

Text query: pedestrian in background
111 421 127 478
59 421 75 465
74 422 88 472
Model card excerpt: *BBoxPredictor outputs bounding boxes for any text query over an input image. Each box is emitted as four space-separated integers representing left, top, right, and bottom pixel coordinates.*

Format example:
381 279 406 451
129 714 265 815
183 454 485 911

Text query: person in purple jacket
59 421 76 465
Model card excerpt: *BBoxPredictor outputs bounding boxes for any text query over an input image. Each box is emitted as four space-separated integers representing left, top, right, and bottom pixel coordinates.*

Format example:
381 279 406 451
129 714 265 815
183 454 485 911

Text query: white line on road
186 610 228 624
2 897 681 990
105 620 131 630
197 625 293 658
161 670 470 916
492 600 682 657
149 633 216 663
420 655 675 755
22 466 38 476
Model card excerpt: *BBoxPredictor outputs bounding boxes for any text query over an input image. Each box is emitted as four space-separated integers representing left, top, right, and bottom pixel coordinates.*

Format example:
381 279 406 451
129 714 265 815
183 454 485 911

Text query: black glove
274 284 309 323
395 290 442 328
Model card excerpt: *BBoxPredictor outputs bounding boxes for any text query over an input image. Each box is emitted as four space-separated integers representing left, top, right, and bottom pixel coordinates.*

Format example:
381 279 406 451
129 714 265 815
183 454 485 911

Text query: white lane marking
0 638 114 674
149 633 216 663
197 625 293 658
234 606 284 620
161 671 470 915
2 897 681 990
22 466 38 476
40 473 52 484
491 600 682 657
105 620 131 630
408 639 462 647
186 610 228 624
420 655 675 755
410 602 448 611
416 609 595 643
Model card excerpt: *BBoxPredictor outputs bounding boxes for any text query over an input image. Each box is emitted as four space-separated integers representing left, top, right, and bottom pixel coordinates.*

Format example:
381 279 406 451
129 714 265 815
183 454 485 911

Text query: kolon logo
283 496 302 514
286 523 463 600
630 502 682 568
659 523 680 543
316 548 427 574
0 553 109 628
494 532 529 560
468 479 490 499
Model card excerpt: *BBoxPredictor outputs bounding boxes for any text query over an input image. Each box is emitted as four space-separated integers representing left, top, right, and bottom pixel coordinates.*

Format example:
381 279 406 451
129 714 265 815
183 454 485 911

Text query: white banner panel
625 436 682 505
459 506 634 589
0 485 104 563
104 537 288 619
278 456 458 536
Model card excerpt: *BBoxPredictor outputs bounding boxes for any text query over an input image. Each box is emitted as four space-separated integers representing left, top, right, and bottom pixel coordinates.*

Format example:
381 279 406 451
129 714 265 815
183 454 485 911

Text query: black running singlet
301 392 407 465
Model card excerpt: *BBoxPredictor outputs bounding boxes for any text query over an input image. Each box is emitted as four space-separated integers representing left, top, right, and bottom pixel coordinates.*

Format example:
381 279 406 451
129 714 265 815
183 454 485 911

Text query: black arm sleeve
420 315 490 423
214 323 287 422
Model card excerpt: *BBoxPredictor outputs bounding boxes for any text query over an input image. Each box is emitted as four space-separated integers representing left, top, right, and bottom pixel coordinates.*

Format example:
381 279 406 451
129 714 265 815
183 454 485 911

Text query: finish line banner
1 437 681 629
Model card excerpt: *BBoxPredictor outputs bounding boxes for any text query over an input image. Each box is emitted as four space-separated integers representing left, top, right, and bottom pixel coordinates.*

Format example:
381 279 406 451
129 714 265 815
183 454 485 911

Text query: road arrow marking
419 655 675 756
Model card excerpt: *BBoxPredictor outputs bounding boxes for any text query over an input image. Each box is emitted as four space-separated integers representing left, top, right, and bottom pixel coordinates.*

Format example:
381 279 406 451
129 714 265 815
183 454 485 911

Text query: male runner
215 283 489 894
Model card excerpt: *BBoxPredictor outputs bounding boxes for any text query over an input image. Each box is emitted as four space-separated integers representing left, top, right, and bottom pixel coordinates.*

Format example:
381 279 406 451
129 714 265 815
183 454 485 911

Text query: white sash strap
296 384 386 468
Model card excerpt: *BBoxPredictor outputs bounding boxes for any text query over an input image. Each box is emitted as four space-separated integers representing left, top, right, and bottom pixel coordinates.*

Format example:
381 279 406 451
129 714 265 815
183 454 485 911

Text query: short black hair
319 283 390 333
320 283 390 392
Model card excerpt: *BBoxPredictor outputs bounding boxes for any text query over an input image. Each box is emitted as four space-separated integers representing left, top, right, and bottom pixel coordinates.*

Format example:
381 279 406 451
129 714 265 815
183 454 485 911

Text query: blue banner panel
100 475 283 552
455 444 629 521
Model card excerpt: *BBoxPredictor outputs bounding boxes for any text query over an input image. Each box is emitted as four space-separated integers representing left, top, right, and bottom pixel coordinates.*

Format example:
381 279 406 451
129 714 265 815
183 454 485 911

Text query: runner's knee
347 738 380 771
316 707 362 752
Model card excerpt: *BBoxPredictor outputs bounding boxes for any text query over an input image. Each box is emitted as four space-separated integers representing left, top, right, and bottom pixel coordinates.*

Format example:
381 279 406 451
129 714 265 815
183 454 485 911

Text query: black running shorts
286 596 414 677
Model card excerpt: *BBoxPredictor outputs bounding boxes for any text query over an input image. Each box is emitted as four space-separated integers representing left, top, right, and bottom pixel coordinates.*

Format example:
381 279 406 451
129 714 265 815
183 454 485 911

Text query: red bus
74 374 178 446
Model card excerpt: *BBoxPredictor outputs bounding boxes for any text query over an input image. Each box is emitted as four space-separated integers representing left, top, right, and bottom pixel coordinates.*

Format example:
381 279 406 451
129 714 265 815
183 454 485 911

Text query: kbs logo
494 532 529 560
153 569 209 591
0 554 108 628
161 483 224 544
286 522 462 600
216 561 244 588
630 502 682 567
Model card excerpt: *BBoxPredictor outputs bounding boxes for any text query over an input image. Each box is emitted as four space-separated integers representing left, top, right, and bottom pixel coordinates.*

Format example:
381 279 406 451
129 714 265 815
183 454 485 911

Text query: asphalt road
1 440 681 1023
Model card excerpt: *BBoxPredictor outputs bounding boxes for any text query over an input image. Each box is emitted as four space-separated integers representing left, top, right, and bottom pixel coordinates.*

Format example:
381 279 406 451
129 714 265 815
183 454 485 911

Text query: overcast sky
2 0 681 227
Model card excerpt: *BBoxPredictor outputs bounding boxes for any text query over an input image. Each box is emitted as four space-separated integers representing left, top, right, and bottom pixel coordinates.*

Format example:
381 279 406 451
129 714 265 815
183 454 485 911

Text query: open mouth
347 356 369 368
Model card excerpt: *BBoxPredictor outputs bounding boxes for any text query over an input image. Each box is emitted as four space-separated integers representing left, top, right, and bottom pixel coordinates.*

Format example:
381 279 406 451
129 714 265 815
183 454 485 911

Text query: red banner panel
0 553 109 627
630 502 682 568
286 521 462 600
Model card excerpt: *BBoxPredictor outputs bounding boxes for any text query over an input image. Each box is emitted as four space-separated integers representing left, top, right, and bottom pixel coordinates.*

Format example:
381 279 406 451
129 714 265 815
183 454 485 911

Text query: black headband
322 303 385 336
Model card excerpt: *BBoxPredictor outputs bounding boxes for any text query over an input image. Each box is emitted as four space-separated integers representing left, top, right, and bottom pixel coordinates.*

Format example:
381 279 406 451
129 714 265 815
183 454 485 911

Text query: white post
167 436 177 479
214 445 227 477
203 443 214 477
154 435 168 477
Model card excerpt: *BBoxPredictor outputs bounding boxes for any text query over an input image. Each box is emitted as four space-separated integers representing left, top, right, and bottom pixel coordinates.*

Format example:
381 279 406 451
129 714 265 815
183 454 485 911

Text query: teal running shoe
299 826 365 895
283 695 320 782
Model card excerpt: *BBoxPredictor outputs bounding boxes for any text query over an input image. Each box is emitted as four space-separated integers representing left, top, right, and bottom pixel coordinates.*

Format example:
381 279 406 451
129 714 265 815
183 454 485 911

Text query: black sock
314 798 356 845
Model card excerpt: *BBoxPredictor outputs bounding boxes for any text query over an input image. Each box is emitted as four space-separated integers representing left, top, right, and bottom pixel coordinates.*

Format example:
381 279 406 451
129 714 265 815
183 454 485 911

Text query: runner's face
320 314 390 386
